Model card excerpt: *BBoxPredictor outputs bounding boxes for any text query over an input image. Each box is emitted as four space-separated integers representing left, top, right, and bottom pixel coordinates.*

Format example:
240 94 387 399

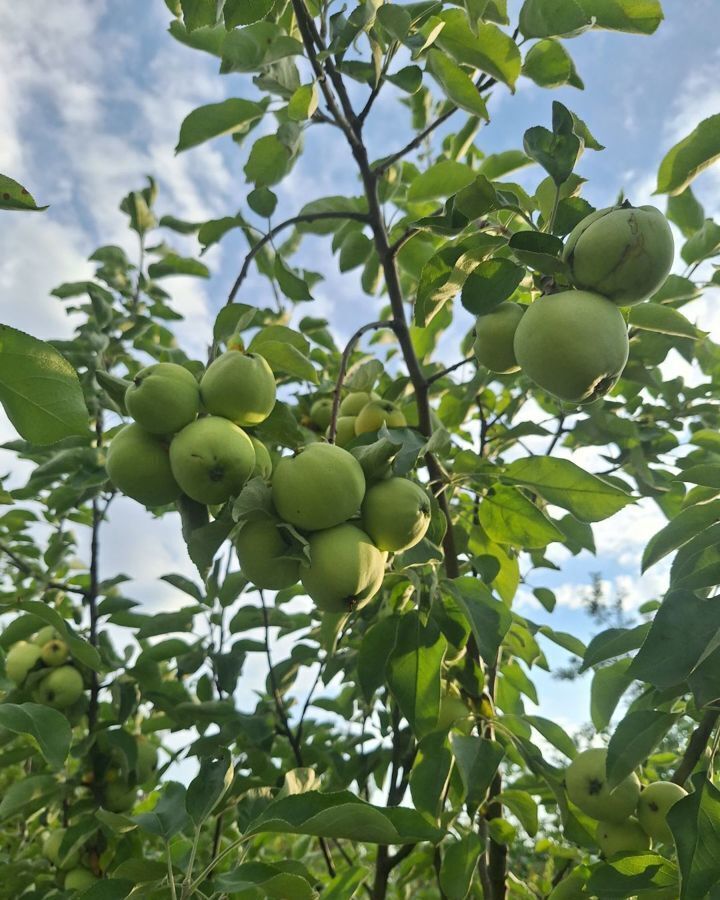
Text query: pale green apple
513 291 629 403
106 423 181 506
200 350 276 426
32 626 59 646
300 523 386 613
272 443 365 532
250 436 272 480
63 867 98 890
355 400 407 435
42 828 80 869
361 478 431 551
235 518 301 590
565 748 640 822
310 398 334 430
340 391 378 416
637 781 687 844
5 641 42 684
327 416 357 448
103 779 138 812
40 639 70 667
125 362 200 434
563 204 674 305
33 666 84 709
595 817 651 857
473 302 525 374
170 416 255 505
135 737 159 784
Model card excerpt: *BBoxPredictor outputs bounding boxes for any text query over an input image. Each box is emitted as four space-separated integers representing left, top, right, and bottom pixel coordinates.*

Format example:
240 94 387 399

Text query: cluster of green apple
4 627 85 709
41 827 98 891
306 390 407 448
105 349 276 507
235 433 431 612
552 747 688 897
473 204 674 404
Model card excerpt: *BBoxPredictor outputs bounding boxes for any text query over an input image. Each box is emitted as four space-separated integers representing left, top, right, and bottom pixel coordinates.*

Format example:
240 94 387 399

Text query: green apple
355 400 407 435
63 867 98 890
42 828 80 869
310 398 334 430
340 391 377 416
300 523 386 613
327 416 357 448
135 737 159 784
200 350 276 426
272 443 365 532
125 362 200 434
170 416 255 505
103 780 138 812
250 436 272 480
235 518 301 590
437 693 472 733
637 781 687 844
473 302 525 374
33 665 84 709
361 478 431 551
40 639 70 667
513 291 629 403
563 204 674 305
5 641 42 684
547 868 589 899
595 817 651 857
106 423 181 506
565 748 640 822
32 626 59 646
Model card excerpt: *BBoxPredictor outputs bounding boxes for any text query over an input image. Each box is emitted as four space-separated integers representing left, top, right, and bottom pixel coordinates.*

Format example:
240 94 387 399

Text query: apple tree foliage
1 1 720 897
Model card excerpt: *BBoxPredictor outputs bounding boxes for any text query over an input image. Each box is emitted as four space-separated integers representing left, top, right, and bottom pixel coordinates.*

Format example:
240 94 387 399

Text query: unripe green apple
563 204 674 305
170 417 255 505
5 641 42 684
513 291 629 403
250 436 272 480
125 362 200 434
310 398 334 430
64 868 98 891
272 443 365 532
637 780 687 844
41 639 70 667
361 478 431 551
565 748 640 822
33 665 84 709
106 423 181 507
595 817 651 857
235 518 301 590
326 416 357 448
300 523 386 613
547 868 588 900
200 350 276 426
32 626 59 646
355 400 407 435
103 779 138 812
437 694 472 733
473 302 525 374
135 737 159 784
42 828 80 869
340 391 379 416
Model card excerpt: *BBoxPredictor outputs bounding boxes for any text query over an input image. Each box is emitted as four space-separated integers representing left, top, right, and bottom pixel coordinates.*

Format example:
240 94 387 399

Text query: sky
0 1 719 773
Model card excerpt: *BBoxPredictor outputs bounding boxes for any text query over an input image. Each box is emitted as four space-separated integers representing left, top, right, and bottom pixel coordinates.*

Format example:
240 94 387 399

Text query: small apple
310 398 334 430
637 781 687 844
437 693 472 733
235 517 301 590
300 523 386 613
250 436 272 480
565 748 640 822
32 626 59 646
5 641 42 685
124 362 200 435
42 828 80 869
563 204 674 305
33 665 84 709
595 817 651 857
106 423 181 506
473 302 525 374
135 737 159 784
355 400 407 435
103 779 138 812
513 291 629 403
327 416 357 448
41 639 70 667
170 416 255 505
547 868 589 899
200 350 276 426
361 477 431 551
63 867 98 890
340 391 378 416
272 443 365 532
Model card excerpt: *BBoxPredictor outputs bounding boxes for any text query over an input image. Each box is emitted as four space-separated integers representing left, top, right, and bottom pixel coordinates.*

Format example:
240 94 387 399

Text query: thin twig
426 356 475 387
672 710 719 786
0 542 88 596
545 415 566 455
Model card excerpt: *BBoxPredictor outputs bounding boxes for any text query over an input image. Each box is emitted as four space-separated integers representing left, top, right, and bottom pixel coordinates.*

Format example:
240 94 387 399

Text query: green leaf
588 853 679 896
576 0 664 34
681 219 720 265
408 161 476 203
522 38 584 88
0 774 58 822
358 616 400 702
244 134 292 187
198 215 242 251
387 611 446 739
134 782 191 839
479 485 564 548
248 187 277 218
287 83 319 121
0 325 88 444
147 252 210 279
451 735 505 804
667 187 705 237
461 260 524 315
252 341 317 383
274 256 314 302
504 456 633 523
669 774 720 899
339 232 373 272
223 0 274 27
523 121 580 186
0 601 101 671
656 114 720 196
607 710 678 789
446 578 512 666
439 833 484 900
524 715 577 759
591 658 633 731
186 751 234 826
409 732 453 819
497 789 538 836
519 0 589 38
176 98 265 152
641 500 720 571
436 12 521 88
677 465 720 490
508 231 568 276
247 790 444 844
628 302 702 338
181 0 216 30
581 624 650 671
477 150 533 179
426 50 489 118
322 866 368 900
215 863 314 898
220 23 304 73
168 20 226 56
0 703 71 769
0 174 48 211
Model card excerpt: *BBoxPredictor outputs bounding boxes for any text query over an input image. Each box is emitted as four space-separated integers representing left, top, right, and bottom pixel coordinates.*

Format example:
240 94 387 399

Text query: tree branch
672 710 719 786
426 356 476 387
0 542 88 597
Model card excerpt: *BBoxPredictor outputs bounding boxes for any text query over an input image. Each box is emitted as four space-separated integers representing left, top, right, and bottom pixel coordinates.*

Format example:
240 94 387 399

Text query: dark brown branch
0 542 88 597
427 356 475 387
672 710 719 786
545 415 567 455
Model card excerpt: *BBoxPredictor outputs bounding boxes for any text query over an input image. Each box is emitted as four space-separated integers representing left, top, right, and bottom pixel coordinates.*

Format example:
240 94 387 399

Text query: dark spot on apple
649 801 659 812
208 466 225 482
588 777 603 795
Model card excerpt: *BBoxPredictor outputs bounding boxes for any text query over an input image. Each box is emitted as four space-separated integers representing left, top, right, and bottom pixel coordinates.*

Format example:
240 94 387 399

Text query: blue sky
1 2 720 755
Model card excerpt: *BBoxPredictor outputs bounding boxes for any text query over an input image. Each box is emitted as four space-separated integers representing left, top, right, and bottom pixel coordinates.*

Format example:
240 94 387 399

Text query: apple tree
1 1 720 898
